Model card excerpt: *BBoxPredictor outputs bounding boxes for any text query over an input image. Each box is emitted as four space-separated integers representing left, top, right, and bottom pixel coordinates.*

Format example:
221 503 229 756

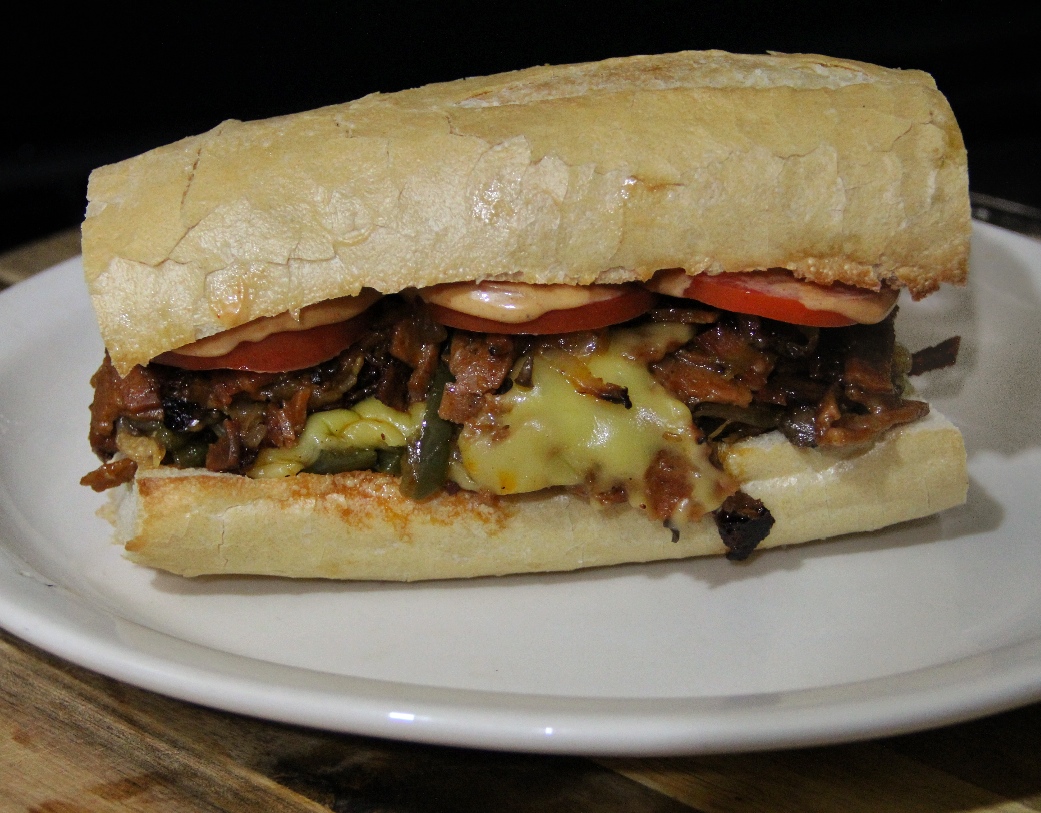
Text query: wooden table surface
3 224 1041 812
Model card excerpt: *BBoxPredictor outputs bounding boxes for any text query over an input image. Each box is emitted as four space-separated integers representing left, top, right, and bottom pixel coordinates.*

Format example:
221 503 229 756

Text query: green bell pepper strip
399 362 455 500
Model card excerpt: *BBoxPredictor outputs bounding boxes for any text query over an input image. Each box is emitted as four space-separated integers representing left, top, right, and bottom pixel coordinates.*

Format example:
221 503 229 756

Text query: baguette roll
82 50 972 579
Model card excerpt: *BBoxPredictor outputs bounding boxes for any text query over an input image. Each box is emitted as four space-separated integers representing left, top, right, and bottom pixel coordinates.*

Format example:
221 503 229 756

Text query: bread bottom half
107 409 967 580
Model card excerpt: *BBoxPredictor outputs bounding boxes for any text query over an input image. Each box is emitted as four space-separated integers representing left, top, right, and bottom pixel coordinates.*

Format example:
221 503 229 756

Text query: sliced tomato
426 286 656 334
653 269 898 328
155 316 368 372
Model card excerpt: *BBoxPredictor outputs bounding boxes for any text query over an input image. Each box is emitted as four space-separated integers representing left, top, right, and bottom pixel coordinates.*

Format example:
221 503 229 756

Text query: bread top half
82 50 971 375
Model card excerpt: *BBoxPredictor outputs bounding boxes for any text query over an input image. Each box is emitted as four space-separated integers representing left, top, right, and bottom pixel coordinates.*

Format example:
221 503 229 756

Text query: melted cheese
246 323 733 520
454 322 732 518
249 399 424 478
419 281 627 323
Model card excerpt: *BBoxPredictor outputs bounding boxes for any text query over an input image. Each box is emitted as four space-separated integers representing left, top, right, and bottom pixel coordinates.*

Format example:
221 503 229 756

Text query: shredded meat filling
439 332 518 424
84 300 439 479
84 297 954 529
644 448 696 521
651 317 779 409
206 418 244 472
652 308 935 448
87 357 163 457
388 303 448 403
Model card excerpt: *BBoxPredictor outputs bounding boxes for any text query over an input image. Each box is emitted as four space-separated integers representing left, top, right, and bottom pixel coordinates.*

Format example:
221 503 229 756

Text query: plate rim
2 224 1041 755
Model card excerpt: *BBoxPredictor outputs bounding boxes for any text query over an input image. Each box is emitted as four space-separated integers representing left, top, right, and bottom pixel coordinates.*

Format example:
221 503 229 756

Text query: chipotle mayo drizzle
419 281 629 323
172 290 381 357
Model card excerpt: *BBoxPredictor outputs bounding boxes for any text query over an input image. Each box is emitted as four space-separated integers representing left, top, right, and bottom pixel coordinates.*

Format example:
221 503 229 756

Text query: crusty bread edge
105 410 967 580
82 50 971 375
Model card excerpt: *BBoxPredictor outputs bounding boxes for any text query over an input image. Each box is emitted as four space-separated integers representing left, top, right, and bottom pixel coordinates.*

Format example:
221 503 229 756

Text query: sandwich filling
83 271 956 559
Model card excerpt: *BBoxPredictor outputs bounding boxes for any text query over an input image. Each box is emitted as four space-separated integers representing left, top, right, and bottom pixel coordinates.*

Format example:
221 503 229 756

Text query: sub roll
80 50 970 580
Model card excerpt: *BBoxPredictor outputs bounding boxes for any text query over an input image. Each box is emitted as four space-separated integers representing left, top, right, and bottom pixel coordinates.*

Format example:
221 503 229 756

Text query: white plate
2 221 1040 755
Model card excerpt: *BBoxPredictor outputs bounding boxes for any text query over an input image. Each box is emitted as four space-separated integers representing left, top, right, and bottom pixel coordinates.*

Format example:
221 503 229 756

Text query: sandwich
79 50 971 580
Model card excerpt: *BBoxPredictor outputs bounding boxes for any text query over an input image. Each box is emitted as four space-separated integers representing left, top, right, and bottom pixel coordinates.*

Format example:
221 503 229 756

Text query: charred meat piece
388 302 448 403
910 336 961 376
439 332 518 424
80 456 138 492
205 418 245 472
644 448 697 521
647 304 720 325
87 355 163 458
651 318 777 410
653 309 936 449
714 491 775 561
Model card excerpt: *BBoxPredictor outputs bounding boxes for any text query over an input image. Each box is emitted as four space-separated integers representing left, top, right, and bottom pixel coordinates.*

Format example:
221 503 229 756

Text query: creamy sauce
419 281 627 323
173 290 382 357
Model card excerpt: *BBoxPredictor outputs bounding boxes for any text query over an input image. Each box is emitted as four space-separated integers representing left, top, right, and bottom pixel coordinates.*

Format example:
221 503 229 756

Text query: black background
4 2 1039 253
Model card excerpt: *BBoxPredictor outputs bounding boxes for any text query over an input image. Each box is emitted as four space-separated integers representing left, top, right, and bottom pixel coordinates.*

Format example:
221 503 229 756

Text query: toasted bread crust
83 51 970 374
109 410 967 580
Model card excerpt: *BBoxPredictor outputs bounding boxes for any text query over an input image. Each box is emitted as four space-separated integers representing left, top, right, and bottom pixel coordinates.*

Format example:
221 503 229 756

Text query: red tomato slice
155 316 368 372
427 286 655 334
653 269 898 328
680 273 856 327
